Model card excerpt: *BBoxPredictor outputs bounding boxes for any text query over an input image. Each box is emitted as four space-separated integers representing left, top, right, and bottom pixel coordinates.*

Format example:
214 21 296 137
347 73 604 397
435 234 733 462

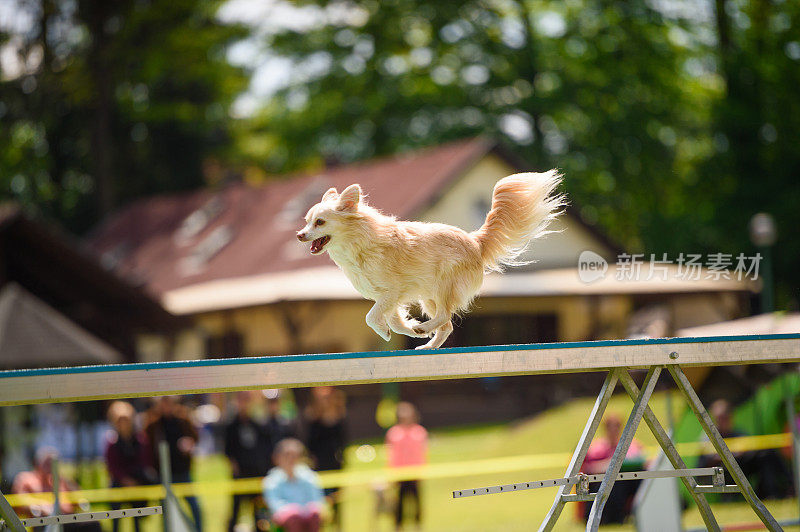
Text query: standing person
104 401 155 532
265 390 297 451
263 438 324 532
386 402 427 531
224 391 272 532
305 387 346 530
144 396 203 530
581 413 645 524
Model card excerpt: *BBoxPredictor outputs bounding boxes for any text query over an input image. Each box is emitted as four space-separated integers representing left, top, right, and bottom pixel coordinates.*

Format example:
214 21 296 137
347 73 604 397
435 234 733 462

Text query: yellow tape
4 432 791 507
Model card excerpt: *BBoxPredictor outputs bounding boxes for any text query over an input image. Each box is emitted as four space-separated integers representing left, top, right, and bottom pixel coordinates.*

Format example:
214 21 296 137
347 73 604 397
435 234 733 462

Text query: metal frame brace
452 365 784 532
0 494 161 532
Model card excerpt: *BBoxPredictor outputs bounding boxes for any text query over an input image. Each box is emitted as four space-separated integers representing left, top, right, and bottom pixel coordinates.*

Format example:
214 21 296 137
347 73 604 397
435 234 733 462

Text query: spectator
12 447 101 531
580 413 645 524
265 390 297 450
144 396 202 530
263 438 324 532
700 399 791 499
386 402 427 530
104 401 155 532
225 391 272 532
305 386 346 529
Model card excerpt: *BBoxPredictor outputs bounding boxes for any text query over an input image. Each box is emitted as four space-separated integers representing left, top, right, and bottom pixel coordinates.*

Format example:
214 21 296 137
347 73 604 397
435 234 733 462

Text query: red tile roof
88 138 495 296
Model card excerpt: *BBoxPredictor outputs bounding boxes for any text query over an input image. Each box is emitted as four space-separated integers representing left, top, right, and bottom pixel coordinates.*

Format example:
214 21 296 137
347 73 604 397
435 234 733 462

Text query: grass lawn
101 390 800 531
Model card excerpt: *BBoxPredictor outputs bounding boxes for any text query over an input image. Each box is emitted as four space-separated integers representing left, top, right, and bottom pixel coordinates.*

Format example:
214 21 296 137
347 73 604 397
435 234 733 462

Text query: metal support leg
159 441 174 532
159 441 197 532
617 369 720 532
0 490 27 532
539 370 619 532
52 456 62 532
587 366 661 531
669 365 783 532
784 391 800 522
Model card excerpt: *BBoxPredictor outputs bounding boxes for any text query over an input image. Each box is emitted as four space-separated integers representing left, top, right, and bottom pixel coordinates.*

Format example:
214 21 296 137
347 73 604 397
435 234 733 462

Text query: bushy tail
472 170 565 272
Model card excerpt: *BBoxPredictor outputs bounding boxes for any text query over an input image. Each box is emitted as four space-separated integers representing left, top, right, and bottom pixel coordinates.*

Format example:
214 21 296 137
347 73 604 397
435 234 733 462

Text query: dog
296 171 565 349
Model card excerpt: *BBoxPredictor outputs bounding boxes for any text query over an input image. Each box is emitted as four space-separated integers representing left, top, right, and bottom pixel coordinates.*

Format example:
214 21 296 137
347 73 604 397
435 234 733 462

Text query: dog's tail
472 170 565 272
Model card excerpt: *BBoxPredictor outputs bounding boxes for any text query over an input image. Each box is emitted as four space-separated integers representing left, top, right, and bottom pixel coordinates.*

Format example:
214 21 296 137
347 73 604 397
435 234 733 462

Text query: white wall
418 154 616 269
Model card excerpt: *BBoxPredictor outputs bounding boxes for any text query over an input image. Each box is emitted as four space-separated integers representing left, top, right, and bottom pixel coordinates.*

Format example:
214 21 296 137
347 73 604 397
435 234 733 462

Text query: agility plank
0 334 799 406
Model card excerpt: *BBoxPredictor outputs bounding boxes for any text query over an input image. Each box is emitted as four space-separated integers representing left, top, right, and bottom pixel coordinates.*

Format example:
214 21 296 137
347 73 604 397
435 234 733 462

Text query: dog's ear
322 187 338 202
337 184 361 212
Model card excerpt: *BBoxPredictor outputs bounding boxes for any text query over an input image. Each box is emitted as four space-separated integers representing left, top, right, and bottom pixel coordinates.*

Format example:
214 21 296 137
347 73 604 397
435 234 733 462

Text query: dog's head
297 184 361 255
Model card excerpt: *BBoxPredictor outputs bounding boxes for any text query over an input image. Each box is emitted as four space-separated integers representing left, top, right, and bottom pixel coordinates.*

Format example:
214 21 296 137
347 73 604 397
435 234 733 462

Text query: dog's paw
412 324 428 335
377 328 391 342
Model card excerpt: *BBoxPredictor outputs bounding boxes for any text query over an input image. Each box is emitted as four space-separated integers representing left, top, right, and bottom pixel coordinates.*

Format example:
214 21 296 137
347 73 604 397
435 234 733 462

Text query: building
0 204 185 368
0 204 185 480
88 138 758 434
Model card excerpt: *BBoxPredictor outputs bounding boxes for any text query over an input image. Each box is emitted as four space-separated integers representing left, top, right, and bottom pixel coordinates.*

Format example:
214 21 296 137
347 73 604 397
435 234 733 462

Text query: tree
245 0 708 250
244 0 799 306
695 0 800 308
0 0 248 233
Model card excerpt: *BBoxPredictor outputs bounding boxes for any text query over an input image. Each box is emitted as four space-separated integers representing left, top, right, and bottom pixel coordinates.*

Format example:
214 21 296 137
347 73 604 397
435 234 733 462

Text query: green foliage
693 0 800 307
2 0 798 305
0 0 248 232
247 0 799 306
252 0 710 252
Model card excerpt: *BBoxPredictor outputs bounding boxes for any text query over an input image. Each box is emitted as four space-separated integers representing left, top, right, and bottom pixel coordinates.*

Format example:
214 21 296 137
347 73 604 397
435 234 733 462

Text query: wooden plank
0 334 798 406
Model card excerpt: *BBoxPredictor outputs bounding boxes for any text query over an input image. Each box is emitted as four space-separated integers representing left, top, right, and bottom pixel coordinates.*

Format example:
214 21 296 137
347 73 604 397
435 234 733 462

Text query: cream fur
297 172 565 349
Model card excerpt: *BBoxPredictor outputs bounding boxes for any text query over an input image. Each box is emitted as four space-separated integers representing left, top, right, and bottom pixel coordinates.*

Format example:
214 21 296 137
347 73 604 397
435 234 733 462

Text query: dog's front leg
366 299 393 341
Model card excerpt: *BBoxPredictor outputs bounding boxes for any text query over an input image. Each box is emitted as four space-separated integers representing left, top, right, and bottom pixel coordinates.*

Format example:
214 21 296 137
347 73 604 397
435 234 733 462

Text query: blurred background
1 0 799 530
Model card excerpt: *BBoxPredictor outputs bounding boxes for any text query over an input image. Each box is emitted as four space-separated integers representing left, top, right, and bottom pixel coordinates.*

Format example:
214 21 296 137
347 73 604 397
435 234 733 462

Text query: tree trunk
510 0 546 165
82 0 116 217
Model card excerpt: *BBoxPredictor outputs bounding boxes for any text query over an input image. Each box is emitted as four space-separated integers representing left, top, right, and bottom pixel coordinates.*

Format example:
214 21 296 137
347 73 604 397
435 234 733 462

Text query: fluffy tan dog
297 171 565 349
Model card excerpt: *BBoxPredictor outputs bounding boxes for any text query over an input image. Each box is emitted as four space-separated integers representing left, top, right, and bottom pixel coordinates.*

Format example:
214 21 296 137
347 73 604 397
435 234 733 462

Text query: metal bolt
669 351 679 360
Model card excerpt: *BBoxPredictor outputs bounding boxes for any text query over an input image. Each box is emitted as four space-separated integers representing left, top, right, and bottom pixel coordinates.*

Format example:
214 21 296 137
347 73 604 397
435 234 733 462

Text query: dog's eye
314 219 326 227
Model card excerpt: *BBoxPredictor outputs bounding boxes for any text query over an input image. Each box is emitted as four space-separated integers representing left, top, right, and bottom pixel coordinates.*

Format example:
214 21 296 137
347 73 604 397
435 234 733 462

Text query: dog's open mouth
310 235 331 254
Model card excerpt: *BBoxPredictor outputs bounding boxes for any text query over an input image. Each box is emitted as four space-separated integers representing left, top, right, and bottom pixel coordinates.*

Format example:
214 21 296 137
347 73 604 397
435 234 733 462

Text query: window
447 313 558 348
206 329 244 358
179 225 234 276
175 196 224 245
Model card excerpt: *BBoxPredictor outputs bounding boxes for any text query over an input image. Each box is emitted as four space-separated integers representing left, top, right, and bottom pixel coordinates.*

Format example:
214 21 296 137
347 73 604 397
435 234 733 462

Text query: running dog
297 171 565 349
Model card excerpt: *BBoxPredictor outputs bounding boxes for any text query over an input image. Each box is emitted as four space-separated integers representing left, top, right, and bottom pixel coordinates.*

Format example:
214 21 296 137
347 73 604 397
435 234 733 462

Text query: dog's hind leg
388 307 428 338
415 321 454 350
413 299 452 336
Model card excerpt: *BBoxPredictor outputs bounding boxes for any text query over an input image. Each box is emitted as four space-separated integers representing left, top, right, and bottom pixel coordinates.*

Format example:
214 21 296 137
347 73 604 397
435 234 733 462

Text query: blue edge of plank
2 333 800 379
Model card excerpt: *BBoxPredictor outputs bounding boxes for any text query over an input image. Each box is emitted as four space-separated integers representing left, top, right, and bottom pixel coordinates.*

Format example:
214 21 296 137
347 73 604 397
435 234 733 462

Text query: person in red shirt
12 447 75 518
580 413 645 524
385 402 427 530
12 447 101 531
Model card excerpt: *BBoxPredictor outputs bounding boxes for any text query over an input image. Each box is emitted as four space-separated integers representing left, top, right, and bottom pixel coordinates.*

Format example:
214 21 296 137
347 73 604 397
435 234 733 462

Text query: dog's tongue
311 236 328 254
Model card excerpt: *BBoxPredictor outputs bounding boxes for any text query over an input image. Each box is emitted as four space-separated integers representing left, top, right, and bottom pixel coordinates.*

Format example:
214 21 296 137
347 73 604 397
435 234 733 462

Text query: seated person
263 438 324 532
12 447 100 531
580 413 645 524
699 399 791 500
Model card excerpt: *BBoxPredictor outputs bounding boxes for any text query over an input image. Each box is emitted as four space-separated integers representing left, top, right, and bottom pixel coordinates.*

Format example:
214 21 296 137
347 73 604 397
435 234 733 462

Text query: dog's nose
297 231 306 241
